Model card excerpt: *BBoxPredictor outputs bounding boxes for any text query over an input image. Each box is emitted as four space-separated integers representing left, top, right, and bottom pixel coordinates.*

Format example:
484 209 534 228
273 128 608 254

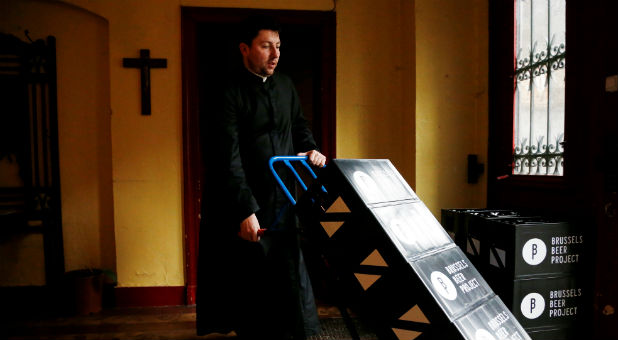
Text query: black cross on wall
122 49 167 116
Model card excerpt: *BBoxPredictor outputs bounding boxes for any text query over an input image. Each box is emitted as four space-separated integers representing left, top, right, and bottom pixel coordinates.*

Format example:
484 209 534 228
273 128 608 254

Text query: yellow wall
336 0 416 185
60 0 189 287
0 0 114 285
1 0 488 288
415 0 488 218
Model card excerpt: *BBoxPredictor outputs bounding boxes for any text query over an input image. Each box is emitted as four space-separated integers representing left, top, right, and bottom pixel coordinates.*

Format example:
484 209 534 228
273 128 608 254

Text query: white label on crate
475 329 497 340
522 238 546 265
431 271 458 300
520 293 545 319
549 235 583 265
353 170 382 201
548 288 582 318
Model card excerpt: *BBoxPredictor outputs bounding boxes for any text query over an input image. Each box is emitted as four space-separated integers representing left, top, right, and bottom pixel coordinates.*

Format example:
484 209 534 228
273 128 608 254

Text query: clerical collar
246 68 269 83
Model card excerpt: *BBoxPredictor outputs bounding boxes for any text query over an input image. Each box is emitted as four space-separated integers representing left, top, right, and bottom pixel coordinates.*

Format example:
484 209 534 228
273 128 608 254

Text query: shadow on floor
2 304 378 340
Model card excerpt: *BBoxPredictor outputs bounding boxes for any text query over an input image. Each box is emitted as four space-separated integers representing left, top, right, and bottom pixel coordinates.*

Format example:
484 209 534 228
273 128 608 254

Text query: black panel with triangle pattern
295 159 531 340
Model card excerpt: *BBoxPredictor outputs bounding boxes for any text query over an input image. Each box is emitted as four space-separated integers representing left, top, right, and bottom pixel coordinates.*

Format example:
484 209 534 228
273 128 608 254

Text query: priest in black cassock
196 16 326 340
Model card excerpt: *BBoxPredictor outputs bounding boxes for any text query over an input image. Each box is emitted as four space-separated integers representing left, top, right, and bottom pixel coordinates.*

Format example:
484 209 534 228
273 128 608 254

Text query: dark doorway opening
181 7 336 305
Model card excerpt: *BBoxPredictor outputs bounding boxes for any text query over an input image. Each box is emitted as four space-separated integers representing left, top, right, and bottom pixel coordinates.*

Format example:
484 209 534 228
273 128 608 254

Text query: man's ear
239 42 249 56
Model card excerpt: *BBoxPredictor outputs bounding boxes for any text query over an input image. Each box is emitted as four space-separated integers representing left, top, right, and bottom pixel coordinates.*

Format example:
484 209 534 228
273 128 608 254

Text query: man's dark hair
239 15 282 46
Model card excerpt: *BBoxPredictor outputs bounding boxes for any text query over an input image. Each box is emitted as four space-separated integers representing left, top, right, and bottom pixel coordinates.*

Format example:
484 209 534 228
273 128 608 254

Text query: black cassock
197 69 321 339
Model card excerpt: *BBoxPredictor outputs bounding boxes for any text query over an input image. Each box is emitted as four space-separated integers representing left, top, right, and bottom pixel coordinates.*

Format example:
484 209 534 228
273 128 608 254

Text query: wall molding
115 286 186 307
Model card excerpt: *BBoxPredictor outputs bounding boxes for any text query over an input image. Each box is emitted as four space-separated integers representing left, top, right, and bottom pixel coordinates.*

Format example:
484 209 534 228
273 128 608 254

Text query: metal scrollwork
551 43 566 57
513 133 564 175
515 39 566 84
513 33 566 176
551 56 565 71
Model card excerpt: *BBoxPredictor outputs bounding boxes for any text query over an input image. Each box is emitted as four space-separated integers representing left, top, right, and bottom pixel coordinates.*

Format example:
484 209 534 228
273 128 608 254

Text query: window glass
513 0 565 176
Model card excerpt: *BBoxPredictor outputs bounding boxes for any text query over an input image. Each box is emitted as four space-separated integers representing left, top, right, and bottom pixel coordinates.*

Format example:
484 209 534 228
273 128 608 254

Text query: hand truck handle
268 156 325 206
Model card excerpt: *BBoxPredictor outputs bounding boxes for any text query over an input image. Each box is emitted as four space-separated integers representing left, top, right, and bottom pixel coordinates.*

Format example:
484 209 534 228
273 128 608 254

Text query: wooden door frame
180 7 336 305
487 1 570 213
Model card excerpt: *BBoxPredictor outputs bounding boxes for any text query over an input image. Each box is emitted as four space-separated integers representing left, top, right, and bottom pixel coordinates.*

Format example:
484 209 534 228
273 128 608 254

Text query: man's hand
238 213 260 242
297 150 326 168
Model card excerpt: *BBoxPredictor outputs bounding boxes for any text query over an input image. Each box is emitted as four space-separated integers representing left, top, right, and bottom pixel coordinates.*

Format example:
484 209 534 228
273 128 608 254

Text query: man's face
240 29 280 77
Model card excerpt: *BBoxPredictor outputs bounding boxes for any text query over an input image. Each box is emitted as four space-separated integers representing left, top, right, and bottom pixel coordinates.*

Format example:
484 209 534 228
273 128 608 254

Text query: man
197 15 325 340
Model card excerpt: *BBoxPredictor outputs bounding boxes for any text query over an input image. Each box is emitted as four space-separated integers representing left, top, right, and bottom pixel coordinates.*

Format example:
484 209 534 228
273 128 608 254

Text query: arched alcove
0 0 114 285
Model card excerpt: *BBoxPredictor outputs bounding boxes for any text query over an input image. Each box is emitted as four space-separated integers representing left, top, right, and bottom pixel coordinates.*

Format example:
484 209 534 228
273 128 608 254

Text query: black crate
297 159 531 340
500 275 586 331
441 209 524 271
441 208 478 247
483 217 586 280
437 209 587 338
463 210 525 271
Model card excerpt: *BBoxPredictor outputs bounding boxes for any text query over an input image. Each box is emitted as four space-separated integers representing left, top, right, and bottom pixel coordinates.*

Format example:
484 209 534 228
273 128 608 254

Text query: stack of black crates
441 209 588 339
295 160 531 340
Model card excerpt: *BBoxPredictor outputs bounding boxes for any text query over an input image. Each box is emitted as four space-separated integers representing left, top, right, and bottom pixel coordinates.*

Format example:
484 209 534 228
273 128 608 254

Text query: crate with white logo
288 159 531 340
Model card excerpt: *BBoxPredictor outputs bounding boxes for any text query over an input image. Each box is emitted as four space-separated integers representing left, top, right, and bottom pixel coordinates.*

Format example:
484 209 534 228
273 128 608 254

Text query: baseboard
114 286 186 307
0 285 187 315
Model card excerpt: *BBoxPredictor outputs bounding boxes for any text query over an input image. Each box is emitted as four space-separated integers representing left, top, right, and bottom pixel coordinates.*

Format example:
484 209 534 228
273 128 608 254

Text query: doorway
181 7 336 304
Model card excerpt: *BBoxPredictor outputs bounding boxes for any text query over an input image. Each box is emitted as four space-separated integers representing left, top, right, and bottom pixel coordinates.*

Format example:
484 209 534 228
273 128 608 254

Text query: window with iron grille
513 0 565 176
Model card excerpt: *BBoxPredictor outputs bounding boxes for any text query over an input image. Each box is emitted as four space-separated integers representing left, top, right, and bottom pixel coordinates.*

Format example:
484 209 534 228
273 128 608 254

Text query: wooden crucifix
123 49 167 115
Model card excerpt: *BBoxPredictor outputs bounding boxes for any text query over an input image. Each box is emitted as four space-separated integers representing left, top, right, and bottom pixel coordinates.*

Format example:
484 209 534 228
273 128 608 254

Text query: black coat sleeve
217 86 260 224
